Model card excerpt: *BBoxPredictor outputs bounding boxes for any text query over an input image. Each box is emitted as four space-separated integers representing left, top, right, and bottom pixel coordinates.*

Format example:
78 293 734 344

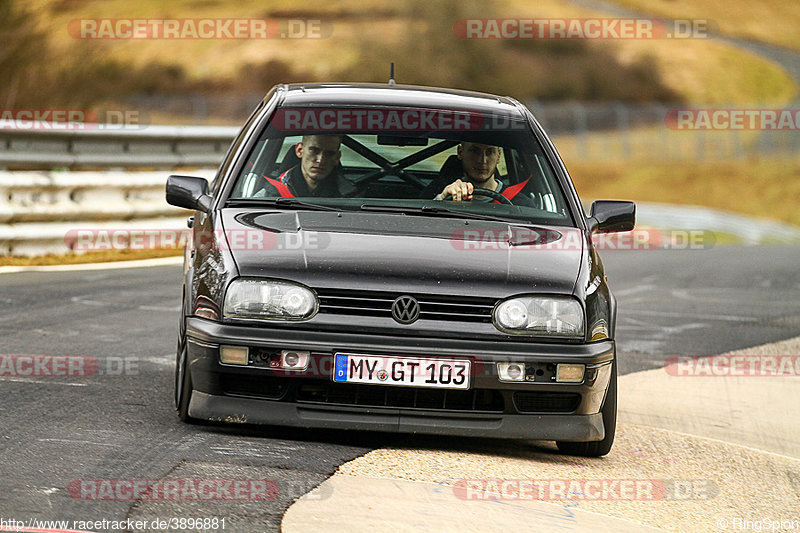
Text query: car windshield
227 106 574 226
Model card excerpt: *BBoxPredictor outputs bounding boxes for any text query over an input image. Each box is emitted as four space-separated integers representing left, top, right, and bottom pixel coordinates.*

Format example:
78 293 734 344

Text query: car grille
513 392 581 413
297 381 505 412
221 374 290 400
315 288 496 323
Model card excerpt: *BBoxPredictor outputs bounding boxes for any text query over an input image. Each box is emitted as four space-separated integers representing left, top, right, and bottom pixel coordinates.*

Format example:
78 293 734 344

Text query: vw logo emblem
391 295 420 324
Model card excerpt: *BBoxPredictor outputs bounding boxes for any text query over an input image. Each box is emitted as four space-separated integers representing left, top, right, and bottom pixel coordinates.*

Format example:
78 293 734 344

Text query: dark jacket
261 166 343 198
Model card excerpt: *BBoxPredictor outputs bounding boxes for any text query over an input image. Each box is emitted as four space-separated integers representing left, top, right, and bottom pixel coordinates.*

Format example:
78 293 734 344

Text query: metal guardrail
0 170 212 224
0 169 216 256
0 125 232 255
0 125 239 169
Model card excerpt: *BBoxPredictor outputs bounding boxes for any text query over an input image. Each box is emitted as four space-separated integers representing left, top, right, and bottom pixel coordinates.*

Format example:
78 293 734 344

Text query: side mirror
166 175 212 212
587 200 636 233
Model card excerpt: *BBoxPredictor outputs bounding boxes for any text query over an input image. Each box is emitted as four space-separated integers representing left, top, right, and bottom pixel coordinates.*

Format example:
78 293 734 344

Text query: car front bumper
184 317 615 441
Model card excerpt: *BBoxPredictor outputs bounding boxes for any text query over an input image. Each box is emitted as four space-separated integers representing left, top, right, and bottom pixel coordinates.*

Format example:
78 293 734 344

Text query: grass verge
568 158 800 227
610 0 800 52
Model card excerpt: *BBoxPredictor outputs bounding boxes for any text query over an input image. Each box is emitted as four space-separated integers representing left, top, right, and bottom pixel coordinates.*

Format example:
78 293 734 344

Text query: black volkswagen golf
166 83 634 456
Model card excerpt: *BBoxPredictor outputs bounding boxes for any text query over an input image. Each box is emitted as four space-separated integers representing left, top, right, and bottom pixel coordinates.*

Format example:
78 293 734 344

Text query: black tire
556 360 617 457
174 339 183 409
175 342 198 424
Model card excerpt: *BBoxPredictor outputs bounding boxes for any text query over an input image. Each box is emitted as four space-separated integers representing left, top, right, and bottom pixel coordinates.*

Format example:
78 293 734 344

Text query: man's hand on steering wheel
437 179 513 204
436 179 473 201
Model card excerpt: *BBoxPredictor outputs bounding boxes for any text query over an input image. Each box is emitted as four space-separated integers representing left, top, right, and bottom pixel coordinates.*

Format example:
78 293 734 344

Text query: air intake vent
513 392 581 413
316 289 495 323
298 381 504 412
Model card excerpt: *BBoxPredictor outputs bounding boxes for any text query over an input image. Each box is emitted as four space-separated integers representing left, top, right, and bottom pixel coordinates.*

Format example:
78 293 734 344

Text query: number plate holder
332 353 471 390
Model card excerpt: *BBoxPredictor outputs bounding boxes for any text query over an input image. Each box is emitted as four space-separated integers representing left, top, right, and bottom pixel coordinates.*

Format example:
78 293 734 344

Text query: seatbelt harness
263 169 294 197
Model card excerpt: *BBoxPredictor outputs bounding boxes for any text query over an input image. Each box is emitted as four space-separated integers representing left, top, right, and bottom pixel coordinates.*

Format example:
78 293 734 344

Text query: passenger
263 135 343 197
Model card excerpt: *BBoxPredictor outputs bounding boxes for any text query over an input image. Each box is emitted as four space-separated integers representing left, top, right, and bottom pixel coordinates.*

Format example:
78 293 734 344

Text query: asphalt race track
1 245 798 531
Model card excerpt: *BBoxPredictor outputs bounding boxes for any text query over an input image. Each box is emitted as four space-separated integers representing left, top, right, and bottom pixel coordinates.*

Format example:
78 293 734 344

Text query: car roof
272 83 527 119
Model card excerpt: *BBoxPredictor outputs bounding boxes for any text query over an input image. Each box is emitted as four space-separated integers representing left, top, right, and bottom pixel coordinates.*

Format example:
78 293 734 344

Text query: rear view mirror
376 134 428 146
588 201 636 233
166 175 212 212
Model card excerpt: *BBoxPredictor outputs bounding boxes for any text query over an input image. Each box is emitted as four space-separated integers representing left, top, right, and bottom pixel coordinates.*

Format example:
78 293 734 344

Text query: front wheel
556 360 617 457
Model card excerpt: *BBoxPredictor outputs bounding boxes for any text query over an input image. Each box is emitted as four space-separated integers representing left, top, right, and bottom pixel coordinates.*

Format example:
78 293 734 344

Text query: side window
506 149 562 214
531 153 564 214
211 100 266 196
234 137 282 198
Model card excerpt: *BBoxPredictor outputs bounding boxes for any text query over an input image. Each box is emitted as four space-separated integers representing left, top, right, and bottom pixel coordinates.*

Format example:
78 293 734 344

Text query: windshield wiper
360 203 526 224
227 198 341 211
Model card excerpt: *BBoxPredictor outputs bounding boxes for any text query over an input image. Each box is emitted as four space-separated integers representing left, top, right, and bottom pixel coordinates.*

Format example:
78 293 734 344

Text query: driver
434 142 502 201
262 135 343 197
427 142 532 205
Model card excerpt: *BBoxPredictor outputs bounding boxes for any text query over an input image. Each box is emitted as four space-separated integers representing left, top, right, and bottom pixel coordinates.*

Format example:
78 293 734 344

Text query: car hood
220 209 584 298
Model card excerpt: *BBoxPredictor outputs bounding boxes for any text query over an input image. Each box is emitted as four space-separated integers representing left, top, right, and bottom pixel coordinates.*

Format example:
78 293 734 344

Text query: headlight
494 296 584 337
223 279 318 320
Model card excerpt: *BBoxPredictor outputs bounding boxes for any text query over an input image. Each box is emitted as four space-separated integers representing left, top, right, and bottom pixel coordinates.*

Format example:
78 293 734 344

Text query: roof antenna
388 63 396 86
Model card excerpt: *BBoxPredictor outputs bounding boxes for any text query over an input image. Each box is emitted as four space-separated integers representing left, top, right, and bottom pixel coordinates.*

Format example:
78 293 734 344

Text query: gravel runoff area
284 337 800 533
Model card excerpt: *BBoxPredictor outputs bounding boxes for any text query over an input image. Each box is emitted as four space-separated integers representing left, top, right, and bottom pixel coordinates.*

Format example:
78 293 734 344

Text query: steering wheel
442 187 513 205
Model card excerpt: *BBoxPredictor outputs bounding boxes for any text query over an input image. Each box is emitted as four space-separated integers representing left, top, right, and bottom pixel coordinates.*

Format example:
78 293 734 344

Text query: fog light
497 362 525 382
220 345 249 366
556 363 585 383
281 350 310 371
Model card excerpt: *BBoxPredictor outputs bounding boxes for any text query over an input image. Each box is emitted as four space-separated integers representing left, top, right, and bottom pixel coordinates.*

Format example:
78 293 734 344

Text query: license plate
333 353 470 390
